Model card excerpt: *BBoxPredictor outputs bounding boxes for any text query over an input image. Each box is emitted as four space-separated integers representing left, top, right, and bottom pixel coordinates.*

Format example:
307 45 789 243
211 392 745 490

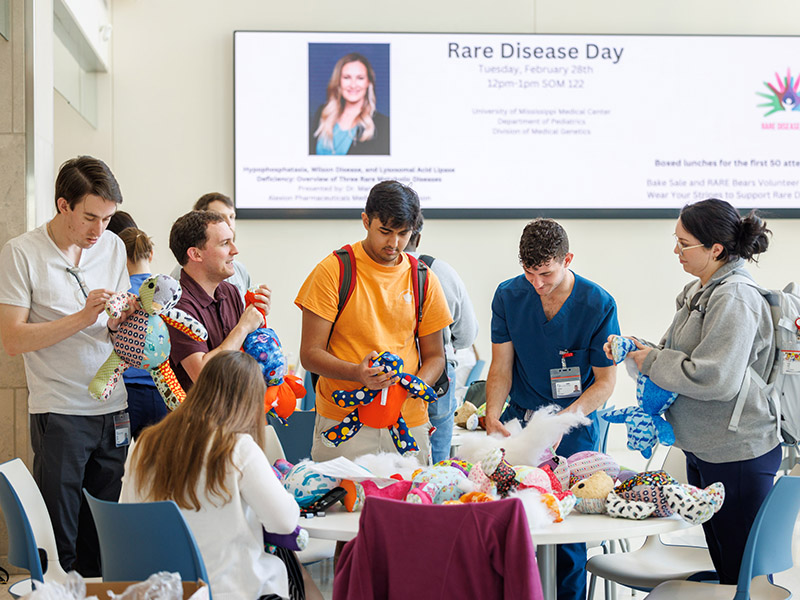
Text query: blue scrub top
491 271 619 412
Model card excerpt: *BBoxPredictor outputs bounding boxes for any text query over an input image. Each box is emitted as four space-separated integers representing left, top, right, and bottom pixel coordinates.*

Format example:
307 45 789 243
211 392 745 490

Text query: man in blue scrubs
485 218 619 600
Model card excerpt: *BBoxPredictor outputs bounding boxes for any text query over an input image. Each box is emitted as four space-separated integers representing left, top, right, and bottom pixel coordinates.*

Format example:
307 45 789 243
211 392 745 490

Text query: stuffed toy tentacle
151 361 186 410
600 407 637 423
388 414 419 455
653 416 676 446
321 409 363 447
104 292 135 319
160 309 208 342
89 353 127 401
332 387 380 409
397 372 437 403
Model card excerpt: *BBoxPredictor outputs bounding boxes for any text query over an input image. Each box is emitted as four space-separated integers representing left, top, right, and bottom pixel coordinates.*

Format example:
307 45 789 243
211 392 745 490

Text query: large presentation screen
234 31 800 218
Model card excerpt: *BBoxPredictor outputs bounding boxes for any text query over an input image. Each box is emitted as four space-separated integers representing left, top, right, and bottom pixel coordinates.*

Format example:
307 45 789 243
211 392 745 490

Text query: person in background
606 198 779 585
309 52 389 156
404 227 478 463
107 210 138 235
116 227 168 439
484 218 618 600
0 156 135 576
121 351 322 600
171 192 251 299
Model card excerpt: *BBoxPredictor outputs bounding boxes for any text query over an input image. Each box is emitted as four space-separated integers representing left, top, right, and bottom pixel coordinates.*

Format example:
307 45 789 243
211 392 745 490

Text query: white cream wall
54 0 800 460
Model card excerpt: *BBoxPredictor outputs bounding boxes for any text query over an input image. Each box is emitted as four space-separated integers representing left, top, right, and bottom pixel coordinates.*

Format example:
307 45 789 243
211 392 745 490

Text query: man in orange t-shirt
296 180 452 463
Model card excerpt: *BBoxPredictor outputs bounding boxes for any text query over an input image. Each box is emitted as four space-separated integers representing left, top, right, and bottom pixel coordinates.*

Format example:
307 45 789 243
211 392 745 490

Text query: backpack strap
717 274 780 436
332 244 357 325
407 254 429 336
419 254 435 269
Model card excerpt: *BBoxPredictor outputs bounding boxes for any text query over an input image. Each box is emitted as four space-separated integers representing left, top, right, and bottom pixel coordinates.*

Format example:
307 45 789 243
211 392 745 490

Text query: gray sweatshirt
641 258 778 463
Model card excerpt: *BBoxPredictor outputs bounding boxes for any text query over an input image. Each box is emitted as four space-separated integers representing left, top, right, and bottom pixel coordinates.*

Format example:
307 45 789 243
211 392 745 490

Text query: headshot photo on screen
308 43 390 156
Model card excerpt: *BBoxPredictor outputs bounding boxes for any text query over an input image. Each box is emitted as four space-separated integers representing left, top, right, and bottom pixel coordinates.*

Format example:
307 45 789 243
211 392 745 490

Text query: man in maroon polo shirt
167 210 270 390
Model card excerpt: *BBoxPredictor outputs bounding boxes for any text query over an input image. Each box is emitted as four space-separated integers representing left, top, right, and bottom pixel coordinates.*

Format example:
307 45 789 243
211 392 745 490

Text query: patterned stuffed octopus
601 335 679 458
89 274 207 409
241 289 305 423
322 351 437 455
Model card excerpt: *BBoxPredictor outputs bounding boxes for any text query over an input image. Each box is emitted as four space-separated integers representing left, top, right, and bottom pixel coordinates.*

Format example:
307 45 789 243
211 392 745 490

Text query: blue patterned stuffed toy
601 336 678 458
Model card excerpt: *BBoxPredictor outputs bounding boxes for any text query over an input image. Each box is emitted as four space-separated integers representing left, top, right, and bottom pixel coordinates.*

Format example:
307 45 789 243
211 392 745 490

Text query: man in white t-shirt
0 156 134 576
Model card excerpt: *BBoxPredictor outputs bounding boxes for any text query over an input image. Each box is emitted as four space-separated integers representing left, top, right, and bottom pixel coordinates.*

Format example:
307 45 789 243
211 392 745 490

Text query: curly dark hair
169 210 226 266
518 218 569 269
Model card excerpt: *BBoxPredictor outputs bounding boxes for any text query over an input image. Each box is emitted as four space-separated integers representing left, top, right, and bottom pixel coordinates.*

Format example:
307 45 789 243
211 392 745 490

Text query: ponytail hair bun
680 198 771 263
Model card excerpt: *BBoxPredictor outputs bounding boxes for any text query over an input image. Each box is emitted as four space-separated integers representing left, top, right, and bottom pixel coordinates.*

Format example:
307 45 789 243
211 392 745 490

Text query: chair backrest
267 410 316 464
0 472 44 582
465 359 486 387
736 475 800 598
83 489 210 588
264 424 286 463
301 370 316 411
661 446 688 483
0 458 67 582
594 406 615 454
333 497 544 600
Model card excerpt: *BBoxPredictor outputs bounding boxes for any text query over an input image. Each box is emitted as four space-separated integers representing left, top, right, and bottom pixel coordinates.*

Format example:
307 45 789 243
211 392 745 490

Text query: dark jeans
126 382 168 439
30 412 127 577
685 444 781 585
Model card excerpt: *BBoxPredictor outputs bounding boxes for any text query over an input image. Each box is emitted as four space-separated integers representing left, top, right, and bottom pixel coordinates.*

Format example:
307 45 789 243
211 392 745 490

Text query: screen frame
233 30 800 220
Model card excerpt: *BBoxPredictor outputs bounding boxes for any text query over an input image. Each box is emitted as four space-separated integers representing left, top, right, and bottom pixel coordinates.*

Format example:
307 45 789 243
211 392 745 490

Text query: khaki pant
310 413 432 465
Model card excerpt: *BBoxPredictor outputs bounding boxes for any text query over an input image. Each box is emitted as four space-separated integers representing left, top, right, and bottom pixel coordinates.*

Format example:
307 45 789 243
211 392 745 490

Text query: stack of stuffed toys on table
269 404 725 529
601 335 679 458
241 289 305 423
89 274 207 409
321 351 437 455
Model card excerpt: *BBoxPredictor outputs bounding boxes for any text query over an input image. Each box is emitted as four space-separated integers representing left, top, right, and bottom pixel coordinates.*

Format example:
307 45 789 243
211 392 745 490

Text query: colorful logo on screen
757 69 800 116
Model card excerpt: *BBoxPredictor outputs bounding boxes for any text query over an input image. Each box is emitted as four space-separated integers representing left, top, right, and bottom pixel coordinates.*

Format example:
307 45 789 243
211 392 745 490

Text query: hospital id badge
114 411 131 447
550 367 582 399
782 351 800 375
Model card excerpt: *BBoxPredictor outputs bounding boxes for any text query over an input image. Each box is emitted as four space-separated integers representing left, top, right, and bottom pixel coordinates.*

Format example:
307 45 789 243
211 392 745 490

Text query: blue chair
645 473 800 599
83 490 210 595
0 472 43 598
267 410 317 464
465 359 486 387
300 370 316 411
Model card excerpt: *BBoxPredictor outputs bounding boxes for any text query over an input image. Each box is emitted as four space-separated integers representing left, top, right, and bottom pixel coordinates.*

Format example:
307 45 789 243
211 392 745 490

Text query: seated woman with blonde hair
121 351 316 600
310 52 389 155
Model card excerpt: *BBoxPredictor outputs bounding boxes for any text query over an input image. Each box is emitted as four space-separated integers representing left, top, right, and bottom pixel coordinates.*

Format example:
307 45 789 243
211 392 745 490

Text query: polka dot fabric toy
322 351 437 455
89 274 207 409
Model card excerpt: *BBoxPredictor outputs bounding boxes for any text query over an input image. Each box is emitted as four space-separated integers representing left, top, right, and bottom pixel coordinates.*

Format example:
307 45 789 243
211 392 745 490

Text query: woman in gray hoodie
606 198 780 585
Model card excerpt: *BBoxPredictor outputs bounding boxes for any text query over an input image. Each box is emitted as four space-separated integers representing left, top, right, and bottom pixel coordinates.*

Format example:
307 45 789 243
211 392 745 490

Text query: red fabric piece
333 497 543 600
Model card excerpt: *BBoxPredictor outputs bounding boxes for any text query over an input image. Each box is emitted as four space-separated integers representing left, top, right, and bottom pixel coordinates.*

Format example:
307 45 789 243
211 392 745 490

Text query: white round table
303 506 691 600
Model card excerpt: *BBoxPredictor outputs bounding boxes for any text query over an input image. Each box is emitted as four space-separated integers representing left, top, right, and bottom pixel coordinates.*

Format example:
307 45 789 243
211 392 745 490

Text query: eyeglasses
66 267 90 300
673 234 705 257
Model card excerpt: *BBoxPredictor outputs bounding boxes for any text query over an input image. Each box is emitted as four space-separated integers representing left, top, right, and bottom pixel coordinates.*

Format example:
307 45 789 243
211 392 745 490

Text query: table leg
536 544 557 600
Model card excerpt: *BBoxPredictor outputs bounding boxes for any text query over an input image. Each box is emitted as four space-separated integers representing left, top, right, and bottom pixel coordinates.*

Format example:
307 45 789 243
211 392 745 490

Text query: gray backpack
725 278 800 444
